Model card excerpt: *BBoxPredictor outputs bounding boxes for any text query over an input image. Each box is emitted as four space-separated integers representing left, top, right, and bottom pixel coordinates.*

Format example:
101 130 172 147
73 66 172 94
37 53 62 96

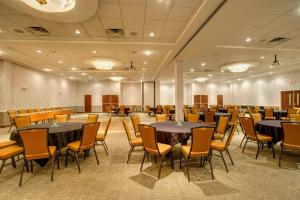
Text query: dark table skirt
255 120 283 144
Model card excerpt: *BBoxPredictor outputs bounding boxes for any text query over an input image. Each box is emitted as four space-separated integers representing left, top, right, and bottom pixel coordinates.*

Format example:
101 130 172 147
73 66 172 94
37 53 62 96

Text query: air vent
25 26 49 36
106 28 124 38
268 37 289 44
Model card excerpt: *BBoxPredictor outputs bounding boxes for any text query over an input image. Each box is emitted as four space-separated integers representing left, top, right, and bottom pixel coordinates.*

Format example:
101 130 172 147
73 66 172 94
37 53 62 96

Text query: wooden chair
54 114 68 122
155 114 168 122
96 118 111 155
0 142 23 175
281 108 298 120
264 107 275 120
27 108 36 113
204 111 215 125
251 113 262 125
18 128 58 187
138 125 173 179
65 122 101 173
7 110 17 133
279 122 300 167
123 120 143 163
183 108 191 121
211 124 237 172
187 113 199 123
130 115 141 137
214 116 229 140
180 127 215 182
240 117 275 159
14 116 31 129
87 114 99 123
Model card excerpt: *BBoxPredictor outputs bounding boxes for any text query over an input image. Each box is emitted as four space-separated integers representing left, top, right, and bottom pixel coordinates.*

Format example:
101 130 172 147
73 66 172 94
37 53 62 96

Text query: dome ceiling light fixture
86 57 122 71
21 0 76 12
220 62 258 73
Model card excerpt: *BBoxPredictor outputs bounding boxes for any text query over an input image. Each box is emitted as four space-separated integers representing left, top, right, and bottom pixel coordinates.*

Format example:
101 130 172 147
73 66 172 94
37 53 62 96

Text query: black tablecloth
255 120 283 144
10 122 84 166
218 108 227 113
150 121 213 146
259 110 287 120
199 112 231 124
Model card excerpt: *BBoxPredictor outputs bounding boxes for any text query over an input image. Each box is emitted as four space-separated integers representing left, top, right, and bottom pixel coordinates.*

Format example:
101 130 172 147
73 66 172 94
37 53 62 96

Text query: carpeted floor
0 113 299 200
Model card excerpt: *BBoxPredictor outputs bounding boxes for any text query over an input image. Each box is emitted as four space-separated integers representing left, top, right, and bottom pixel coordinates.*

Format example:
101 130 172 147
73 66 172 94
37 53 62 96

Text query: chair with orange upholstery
123 120 143 163
251 113 262 125
180 127 215 182
281 108 298 120
18 128 58 187
144 105 152 116
27 108 36 113
54 114 68 122
65 122 101 173
279 122 300 167
240 117 275 159
138 124 173 179
156 105 163 114
119 105 125 116
18 109 27 114
187 113 199 123
211 124 237 172
96 118 111 155
191 106 199 114
183 108 191 121
289 114 300 121
155 114 168 122
131 115 141 137
14 116 31 129
87 114 99 123
264 107 275 120
214 116 229 140
204 111 215 125
7 110 17 133
0 141 23 175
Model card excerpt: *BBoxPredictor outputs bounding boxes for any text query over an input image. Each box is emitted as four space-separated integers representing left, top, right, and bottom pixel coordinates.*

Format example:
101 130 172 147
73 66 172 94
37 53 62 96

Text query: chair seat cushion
0 145 23 160
157 143 171 155
26 146 56 160
211 140 226 151
257 133 273 142
214 133 224 140
265 117 276 120
67 140 81 152
131 137 142 146
182 145 208 158
0 140 16 149
96 134 105 141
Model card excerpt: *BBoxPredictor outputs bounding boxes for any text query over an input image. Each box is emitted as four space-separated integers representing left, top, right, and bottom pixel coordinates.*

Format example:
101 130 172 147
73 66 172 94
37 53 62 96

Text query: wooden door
194 95 200 105
84 95 92 113
294 90 300 108
200 95 208 108
217 95 223 107
281 91 293 110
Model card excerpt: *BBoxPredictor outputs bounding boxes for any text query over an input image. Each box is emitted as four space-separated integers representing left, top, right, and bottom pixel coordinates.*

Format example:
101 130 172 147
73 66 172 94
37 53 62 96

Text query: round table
259 110 287 120
199 112 231 124
150 121 213 146
255 120 283 143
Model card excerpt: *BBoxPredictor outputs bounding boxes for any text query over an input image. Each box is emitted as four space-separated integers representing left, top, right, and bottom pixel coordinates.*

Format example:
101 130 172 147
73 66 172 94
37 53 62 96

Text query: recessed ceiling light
58 60 63 64
238 78 242 81
245 37 251 42
70 67 77 71
190 68 194 72
149 32 155 37
0 30 2 33
270 65 274 69
81 73 86 76
92 50 97 54
36 50 42 53
143 50 153 56
221 70 224 73
75 30 80 34
69 77 74 80
142 68 146 71
208 74 212 77
201 62 206 66
43 68 51 72
143 61 147 64
260 56 265 59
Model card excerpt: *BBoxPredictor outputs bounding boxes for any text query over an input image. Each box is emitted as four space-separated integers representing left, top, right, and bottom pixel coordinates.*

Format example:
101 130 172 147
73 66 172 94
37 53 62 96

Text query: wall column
175 60 184 121
155 80 160 106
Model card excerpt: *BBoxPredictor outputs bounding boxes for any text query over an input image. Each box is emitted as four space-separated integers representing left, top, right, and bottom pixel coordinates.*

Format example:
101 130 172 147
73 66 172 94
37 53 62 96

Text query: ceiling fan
272 54 280 66
123 61 137 71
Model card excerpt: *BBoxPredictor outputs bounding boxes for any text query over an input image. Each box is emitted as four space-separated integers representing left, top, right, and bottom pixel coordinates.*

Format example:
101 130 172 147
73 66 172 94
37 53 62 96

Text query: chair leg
56 155 60 169
239 135 246 147
127 146 134 164
30 161 33 173
220 151 229 173
185 157 190 182
169 152 174 169
271 143 275 159
19 160 27 187
101 141 109 156
226 149 234 165
209 153 214 180
93 146 100 165
279 147 283 167
154 155 157 164
0 159 6 174
242 138 248 152
140 152 146 172
74 153 81 173
179 152 182 169
8 124 13 133
51 156 55 181
11 157 16 168
158 155 165 179
65 149 69 167
255 142 260 159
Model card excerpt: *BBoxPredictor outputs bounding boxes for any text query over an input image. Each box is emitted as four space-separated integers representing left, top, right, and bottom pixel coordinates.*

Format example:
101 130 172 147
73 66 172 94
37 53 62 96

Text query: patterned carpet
0 113 299 200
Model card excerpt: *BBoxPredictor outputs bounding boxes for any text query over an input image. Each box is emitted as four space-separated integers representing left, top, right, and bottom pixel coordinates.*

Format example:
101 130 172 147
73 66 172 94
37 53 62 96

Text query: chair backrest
251 113 262 125
216 116 229 134
264 107 274 118
281 122 300 149
138 124 159 155
7 110 17 123
103 117 112 137
288 108 298 115
18 109 27 114
187 113 199 123
289 114 300 121
19 128 50 160
204 111 215 123
156 114 167 122
189 127 214 157
123 120 132 144
54 114 68 122
14 116 31 128
119 105 125 112
35 108 41 112
224 123 237 148
240 117 257 139
145 105 150 112
227 108 235 114
79 122 100 151
156 105 162 113
87 114 99 123
130 115 141 134
27 108 36 113
192 106 198 114
231 111 239 123
162 105 169 115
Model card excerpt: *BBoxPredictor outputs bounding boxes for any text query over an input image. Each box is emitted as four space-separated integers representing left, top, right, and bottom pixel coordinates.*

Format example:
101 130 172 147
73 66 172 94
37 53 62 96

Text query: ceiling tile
173 0 201 8
120 0 146 5
99 3 121 18
167 7 194 21
146 6 170 20
86 28 106 37
81 17 103 29
163 20 186 31
123 19 144 30
144 20 165 31
147 0 173 7
121 5 145 19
